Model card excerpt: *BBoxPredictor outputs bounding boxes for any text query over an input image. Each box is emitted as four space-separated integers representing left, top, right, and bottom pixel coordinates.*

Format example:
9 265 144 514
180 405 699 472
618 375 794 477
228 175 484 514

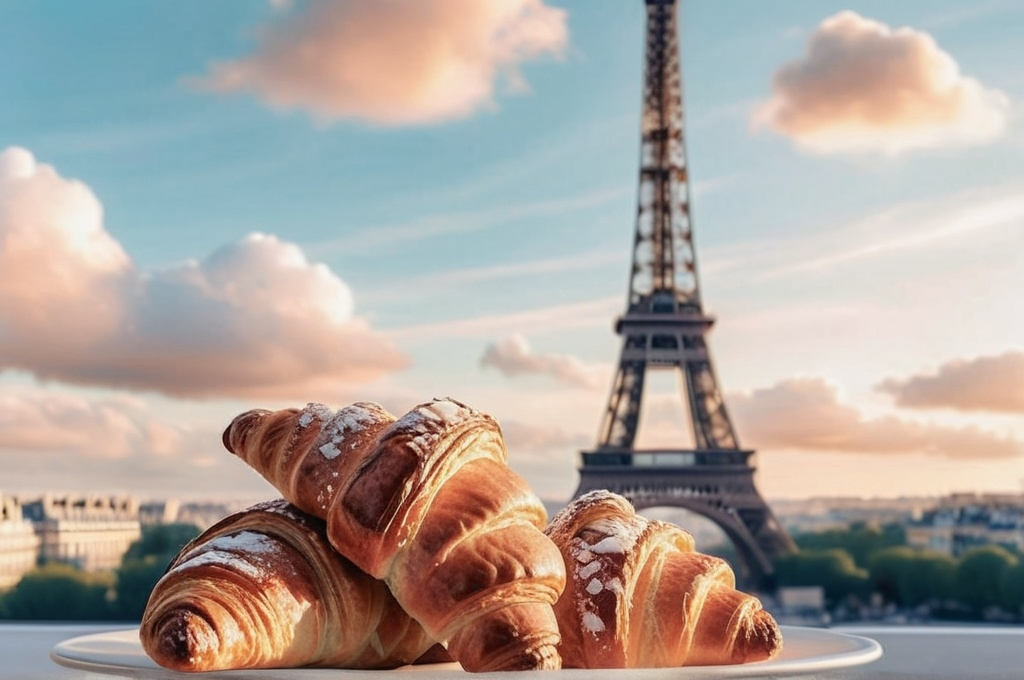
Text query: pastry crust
223 398 566 672
545 490 783 668
139 500 437 672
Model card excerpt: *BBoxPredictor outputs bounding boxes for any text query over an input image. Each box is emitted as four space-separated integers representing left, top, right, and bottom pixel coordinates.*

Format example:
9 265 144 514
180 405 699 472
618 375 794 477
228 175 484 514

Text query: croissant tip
732 608 783 663
149 609 220 671
222 409 269 454
467 643 562 672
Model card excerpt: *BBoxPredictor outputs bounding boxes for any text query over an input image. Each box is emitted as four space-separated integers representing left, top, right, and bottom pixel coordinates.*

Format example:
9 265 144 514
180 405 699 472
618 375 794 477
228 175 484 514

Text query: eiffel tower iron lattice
573 0 795 589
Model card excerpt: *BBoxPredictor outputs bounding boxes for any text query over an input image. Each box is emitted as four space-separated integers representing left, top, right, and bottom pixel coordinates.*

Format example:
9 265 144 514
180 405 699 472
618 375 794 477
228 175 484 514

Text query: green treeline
2 520 1023 622
774 522 1024 620
0 524 200 621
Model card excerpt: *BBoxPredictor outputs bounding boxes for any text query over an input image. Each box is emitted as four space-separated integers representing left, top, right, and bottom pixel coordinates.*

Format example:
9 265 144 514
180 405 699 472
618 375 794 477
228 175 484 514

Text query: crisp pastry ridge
222 398 566 672
545 490 783 668
139 499 438 672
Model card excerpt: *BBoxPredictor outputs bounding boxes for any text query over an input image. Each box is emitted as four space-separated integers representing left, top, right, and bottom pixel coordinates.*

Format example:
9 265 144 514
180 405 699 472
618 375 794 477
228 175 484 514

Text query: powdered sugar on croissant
223 398 566 672
139 500 437 671
546 490 783 668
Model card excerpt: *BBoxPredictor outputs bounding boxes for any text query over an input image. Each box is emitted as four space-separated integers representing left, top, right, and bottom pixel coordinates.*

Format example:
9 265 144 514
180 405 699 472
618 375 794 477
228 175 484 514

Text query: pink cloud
0 147 406 400
729 377 1021 459
500 418 591 459
194 0 567 126
0 390 155 460
878 350 1024 414
0 387 275 498
480 333 604 388
753 11 1009 154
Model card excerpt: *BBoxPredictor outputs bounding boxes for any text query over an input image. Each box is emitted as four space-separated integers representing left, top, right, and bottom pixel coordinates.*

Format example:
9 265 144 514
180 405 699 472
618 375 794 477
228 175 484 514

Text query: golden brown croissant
139 499 439 672
222 398 566 672
545 490 783 668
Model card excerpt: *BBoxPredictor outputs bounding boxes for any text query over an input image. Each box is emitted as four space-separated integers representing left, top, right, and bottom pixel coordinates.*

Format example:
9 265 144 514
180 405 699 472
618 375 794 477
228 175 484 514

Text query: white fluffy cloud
480 333 604 388
730 377 1021 459
879 350 1024 414
0 147 406 400
195 0 568 126
753 11 1009 154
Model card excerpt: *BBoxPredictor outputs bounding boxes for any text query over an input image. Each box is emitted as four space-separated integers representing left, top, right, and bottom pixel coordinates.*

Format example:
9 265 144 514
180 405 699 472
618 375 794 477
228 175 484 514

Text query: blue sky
1 0 1022 503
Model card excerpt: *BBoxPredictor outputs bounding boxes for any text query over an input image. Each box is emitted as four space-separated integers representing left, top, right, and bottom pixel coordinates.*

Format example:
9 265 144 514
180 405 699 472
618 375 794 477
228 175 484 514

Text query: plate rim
51 624 882 678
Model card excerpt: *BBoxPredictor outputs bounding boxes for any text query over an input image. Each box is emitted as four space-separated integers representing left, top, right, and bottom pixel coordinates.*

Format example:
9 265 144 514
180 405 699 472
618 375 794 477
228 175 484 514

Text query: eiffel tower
573 0 795 589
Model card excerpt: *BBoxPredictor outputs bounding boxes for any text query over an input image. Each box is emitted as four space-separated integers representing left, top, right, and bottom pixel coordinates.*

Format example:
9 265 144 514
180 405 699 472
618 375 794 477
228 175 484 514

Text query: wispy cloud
921 1 1024 30
387 295 621 341
879 350 1024 414
31 115 211 156
362 249 623 304
312 186 630 256
500 418 592 460
480 333 606 388
730 377 1023 459
702 181 1024 284
0 385 277 498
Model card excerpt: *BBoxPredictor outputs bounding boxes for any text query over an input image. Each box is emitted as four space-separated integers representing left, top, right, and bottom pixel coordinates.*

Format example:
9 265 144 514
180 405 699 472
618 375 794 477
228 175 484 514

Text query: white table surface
5 623 1023 680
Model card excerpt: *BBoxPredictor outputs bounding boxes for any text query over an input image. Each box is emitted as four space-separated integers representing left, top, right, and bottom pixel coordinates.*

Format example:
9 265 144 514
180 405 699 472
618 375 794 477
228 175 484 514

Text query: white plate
51 625 881 678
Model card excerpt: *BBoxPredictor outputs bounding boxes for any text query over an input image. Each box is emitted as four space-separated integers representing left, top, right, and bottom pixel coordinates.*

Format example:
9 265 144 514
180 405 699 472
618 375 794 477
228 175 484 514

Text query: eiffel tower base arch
574 453 795 591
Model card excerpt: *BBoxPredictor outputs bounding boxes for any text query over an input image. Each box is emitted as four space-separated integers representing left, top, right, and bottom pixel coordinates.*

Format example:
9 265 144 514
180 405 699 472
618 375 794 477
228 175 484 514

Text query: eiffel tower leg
679 336 737 450
597 339 647 449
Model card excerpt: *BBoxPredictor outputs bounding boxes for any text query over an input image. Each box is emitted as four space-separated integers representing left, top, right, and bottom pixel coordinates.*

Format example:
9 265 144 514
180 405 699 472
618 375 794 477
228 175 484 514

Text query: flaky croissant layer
139 500 438 672
546 490 783 668
223 398 566 672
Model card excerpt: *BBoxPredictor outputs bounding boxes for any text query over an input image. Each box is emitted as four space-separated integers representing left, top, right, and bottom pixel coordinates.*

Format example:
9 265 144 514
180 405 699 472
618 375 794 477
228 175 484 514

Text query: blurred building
773 496 933 536
138 498 181 526
174 500 254 531
0 495 40 589
21 494 141 572
905 493 1024 556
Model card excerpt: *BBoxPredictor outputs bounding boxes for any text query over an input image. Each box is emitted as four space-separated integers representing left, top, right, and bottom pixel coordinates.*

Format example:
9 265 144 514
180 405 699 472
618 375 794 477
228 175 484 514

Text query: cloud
729 377 1022 459
0 147 406 400
878 350 1024 414
753 10 1009 154
194 0 567 126
391 296 620 342
0 390 162 460
0 387 275 498
500 418 591 460
480 333 604 388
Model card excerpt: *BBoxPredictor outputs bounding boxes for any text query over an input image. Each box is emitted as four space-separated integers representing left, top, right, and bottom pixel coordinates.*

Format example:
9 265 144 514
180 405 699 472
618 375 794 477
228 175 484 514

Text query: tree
954 545 1018 614
1 564 116 620
113 523 201 620
1000 559 1024 618
775 549 871 605
868 546 955 607
122 523 202 562
795 522 906 568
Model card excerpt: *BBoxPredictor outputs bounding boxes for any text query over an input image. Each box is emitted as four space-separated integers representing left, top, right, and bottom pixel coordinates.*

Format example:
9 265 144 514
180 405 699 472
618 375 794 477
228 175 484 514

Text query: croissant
222 398 566 672
139 499 439 672
545 490 782 668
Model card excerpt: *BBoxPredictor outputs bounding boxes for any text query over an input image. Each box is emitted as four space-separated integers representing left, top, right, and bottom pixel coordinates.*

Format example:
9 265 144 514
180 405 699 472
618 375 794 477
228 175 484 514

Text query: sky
1 0 1022 506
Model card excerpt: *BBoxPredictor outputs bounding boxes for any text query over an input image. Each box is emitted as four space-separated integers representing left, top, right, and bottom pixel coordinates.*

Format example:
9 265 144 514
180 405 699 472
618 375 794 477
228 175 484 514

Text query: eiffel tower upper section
594 0 740 454
628 0 702 316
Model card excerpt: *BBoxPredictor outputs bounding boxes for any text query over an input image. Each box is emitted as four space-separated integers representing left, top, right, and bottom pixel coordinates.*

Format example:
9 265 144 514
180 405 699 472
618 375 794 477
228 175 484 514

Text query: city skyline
1 0 1022 503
